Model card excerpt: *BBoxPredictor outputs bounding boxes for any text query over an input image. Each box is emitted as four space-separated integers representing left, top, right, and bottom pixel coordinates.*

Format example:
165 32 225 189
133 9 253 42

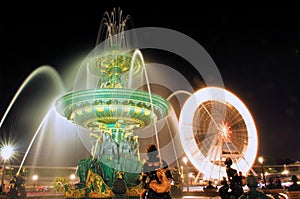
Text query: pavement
0 192 221 199
0 185 222 199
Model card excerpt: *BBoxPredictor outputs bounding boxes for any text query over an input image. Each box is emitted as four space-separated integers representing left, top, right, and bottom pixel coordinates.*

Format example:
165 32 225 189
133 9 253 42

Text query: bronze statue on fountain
53 8 171 199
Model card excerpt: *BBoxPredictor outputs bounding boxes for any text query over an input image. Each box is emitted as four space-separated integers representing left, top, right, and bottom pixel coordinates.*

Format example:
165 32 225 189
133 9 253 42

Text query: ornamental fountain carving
53 8 171 199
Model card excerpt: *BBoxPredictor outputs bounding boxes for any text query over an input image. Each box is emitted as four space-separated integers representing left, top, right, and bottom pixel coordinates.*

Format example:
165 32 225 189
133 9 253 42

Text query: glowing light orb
179 87 258 179
1 145 14 161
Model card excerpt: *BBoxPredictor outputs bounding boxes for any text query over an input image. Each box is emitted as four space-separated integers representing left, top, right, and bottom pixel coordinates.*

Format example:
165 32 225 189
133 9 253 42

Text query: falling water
0 65 65 128
130 49 163 162
166 90 192 101
96 8 133 50
0 65 65 173
17 113 49 174
166 90 193 167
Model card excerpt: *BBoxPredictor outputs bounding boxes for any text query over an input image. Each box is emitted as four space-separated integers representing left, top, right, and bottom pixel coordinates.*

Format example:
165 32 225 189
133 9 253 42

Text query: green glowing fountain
55 49 170 144
54 9 171 199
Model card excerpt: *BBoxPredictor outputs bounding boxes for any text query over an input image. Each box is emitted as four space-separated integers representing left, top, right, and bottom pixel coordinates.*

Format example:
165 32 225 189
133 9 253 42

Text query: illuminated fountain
0 7 260 199
52 8 259 195
54 51 171 198
53 9 173 199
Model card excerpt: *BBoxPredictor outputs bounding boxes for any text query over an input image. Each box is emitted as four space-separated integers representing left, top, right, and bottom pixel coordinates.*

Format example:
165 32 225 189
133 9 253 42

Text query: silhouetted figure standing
224 157 243 198
238 171 246 186
274 177 282 189
7 180 18 199
239 175 269 199
219 177 230 199
288 175 300 191
266 177 276 189
204 180 217 190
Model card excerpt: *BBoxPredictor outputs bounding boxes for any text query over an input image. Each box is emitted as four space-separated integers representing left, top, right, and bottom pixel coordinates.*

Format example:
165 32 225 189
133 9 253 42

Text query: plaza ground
0 192 220 199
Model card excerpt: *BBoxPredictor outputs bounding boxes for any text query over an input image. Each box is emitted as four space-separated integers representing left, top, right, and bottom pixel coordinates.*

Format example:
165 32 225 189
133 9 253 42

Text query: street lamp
282 164 289 175
1 145 14 193
258 156 267 188
182 157 189 192
182 157 188 165
32 175 38 191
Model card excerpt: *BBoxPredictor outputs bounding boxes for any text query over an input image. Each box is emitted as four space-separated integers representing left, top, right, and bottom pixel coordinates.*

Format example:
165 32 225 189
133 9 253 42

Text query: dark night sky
0 2 299 163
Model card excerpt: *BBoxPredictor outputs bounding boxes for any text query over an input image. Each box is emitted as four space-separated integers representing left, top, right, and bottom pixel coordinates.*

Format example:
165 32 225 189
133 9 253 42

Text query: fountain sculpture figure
54 8 171 199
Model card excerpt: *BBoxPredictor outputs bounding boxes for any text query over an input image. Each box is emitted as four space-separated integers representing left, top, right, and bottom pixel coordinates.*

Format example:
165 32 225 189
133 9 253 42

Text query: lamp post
32 175 38 191
1 145 14 194
182 157 189 192
258 156 267 188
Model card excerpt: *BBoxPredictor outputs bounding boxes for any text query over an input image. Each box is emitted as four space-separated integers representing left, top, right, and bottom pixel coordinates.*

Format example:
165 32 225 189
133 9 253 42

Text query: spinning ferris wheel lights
219 121 232 139
179 87 258 179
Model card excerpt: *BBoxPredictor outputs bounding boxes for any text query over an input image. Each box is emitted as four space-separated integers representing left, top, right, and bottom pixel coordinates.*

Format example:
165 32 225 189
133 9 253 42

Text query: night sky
0 2 299 163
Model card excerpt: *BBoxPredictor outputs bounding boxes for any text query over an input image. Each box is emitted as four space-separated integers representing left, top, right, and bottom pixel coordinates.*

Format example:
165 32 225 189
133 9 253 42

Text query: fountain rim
55 87 172 129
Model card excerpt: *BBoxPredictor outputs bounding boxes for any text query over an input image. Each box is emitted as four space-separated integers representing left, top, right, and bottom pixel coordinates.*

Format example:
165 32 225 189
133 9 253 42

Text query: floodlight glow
1 145 14 161
258 156 264 164
32 174 38 181
182 157 188 164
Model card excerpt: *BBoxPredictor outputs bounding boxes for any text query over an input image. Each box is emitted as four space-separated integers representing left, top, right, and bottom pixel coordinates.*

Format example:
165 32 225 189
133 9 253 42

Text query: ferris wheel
179 87 258 180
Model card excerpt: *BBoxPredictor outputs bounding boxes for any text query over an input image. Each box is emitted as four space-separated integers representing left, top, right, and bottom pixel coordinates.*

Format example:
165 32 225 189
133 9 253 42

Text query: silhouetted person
224 157 243 198
239 175 269 199
7 180 18 199
288 175 300 191
204 180 217 190
219 177 230 199
238 171 246 186
266 177 276 189
274 177 282 189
